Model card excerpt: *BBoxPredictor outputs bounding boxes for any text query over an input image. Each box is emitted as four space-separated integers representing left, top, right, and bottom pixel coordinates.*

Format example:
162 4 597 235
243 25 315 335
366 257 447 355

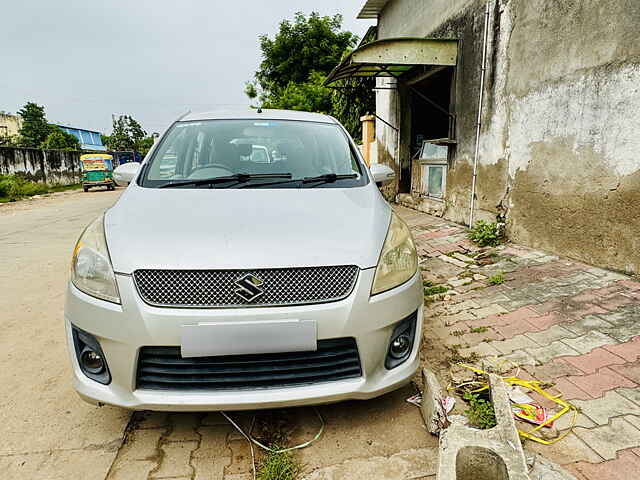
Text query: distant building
0 113 22 138
0 113 107 151
57 125 106 151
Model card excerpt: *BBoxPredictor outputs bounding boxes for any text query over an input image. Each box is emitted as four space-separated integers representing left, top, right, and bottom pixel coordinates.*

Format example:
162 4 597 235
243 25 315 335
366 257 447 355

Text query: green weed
256 448 302 480
0 174 80 202
463 392 497 429
467 220 503 247
469 326 488 334
446 345 479 365
488 273 505 285
424 285 448 296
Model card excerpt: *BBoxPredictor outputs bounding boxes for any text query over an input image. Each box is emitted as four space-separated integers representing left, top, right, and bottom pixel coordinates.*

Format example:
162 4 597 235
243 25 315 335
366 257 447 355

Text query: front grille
136 338 362 391
133 266 359 307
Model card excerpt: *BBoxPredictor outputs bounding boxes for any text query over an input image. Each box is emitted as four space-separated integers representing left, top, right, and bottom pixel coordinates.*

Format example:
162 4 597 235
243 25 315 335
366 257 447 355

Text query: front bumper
64 268 423 411
83 181 113 186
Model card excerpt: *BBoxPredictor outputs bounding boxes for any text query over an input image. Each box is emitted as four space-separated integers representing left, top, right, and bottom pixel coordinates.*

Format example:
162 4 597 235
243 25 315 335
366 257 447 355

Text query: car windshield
140 119 366 188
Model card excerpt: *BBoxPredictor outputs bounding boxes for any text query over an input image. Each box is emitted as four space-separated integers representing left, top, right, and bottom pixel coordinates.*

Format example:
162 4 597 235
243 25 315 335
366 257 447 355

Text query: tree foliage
17 102 50 148
41 126 81 150
103 115 153 154
246 12 375 139
255 12 356 93
261 72 333 114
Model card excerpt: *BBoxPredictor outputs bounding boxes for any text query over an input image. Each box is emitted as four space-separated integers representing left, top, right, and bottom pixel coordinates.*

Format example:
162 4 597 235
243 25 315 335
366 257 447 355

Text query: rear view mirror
114 162 141 185
370 163 395 184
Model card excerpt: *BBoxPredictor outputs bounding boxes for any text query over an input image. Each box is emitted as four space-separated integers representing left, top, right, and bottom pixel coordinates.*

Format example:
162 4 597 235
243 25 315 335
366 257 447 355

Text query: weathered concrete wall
378 0 476 38
375 0 640 274
504 0 640 274
0 147 81 185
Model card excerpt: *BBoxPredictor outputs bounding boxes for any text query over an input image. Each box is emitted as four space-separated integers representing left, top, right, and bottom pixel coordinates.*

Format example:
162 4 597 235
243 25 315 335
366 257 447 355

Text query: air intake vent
136 338 362 391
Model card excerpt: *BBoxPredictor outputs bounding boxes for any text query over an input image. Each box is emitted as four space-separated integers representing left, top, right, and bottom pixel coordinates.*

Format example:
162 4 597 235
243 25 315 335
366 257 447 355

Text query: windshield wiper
301 173 358 186
237 173 360 189
159 173 292 188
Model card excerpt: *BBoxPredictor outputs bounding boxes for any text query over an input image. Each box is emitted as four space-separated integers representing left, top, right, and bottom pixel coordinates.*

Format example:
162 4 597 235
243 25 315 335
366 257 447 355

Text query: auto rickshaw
80 154 115 192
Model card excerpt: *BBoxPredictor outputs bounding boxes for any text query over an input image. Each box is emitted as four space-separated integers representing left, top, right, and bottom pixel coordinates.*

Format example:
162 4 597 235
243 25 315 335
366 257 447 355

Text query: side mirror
370 163 396 184
114 162 141 185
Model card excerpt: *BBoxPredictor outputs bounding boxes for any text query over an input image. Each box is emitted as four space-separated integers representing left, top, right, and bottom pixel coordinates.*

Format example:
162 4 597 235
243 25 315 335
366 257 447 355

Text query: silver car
65 109 423 411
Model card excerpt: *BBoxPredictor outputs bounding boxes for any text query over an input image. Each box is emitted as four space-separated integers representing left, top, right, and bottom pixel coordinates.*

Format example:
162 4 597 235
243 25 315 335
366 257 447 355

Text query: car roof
180 108 337 124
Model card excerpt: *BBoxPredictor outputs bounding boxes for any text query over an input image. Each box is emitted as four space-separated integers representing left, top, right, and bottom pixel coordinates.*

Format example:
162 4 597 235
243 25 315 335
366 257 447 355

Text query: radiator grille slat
133 266 359 307
136 338 362 391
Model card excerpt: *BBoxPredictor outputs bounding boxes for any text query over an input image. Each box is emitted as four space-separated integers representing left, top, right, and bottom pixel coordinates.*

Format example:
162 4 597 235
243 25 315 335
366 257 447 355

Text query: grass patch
424 285 448 296
445 345 479 365
251 411 303 480
463 391 497 429
48 183 82 193
0 174 81 202
422 279 434 287
467 220 503 247
257 448 302 480
469 326 488 334
488 273 505 285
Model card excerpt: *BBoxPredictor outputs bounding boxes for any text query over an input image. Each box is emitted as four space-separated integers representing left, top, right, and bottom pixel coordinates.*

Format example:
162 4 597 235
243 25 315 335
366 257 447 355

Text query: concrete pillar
360 114 376 166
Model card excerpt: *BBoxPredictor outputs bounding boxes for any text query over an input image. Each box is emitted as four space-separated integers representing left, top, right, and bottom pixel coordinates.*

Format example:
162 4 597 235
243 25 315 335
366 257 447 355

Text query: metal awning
357 0 392 19
324 37 458 86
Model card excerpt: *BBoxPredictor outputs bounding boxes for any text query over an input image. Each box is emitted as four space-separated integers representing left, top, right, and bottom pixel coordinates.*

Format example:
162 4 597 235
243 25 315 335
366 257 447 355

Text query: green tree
41 126 81 150
261 72 333 113
105 115 148 151
134 136 154 156
17 102 50 148
255 12 357 93
246 12 375 139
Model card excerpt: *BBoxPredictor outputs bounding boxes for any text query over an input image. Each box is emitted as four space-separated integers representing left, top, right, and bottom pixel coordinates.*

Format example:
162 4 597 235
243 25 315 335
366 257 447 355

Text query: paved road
0 190 436 480
0 189 128 479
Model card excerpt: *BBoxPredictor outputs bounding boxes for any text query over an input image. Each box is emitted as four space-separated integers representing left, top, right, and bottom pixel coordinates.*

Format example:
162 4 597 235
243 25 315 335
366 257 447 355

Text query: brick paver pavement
396 205 640 480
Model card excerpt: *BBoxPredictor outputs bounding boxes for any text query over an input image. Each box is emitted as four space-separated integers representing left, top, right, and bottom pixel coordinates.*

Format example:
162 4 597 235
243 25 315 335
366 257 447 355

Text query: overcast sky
1 1 373 134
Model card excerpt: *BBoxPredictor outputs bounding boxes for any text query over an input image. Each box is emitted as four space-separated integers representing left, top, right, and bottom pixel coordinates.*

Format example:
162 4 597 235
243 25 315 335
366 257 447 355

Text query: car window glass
142 119 364 187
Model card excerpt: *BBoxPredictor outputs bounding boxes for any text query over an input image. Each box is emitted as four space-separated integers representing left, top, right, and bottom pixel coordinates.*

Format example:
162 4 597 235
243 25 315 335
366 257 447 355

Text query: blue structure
58 125 107 151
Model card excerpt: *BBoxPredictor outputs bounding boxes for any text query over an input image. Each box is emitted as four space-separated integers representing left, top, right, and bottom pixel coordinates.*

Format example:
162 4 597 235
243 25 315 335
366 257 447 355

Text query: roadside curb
436 374 530 480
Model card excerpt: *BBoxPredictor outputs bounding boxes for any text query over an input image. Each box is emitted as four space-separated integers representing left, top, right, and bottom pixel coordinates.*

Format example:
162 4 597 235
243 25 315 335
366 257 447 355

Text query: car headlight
70 215 120 303
371 212 418 295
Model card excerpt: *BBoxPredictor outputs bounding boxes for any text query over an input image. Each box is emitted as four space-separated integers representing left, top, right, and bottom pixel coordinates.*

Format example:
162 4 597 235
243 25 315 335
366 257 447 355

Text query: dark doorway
399 67 455 194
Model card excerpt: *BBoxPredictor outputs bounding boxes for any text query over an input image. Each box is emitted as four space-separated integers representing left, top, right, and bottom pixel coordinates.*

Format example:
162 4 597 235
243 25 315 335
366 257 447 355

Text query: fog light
390 334 411 359
385 311 418 370
71 325 111 385
81 348 105 374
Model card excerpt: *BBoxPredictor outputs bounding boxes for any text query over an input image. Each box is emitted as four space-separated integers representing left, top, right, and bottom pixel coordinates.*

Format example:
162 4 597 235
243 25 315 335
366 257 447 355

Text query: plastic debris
508 386 534 404
512 403 554 427
455 363 578 445
406 392 422 407
442 396 456 414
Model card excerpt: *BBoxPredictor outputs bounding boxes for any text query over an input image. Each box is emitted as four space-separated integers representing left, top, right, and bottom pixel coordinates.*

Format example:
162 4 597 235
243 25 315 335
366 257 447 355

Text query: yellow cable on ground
456 363 578 445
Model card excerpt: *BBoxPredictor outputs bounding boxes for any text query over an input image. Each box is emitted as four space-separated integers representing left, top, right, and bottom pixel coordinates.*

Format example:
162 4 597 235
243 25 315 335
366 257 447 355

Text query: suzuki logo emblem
234 273 264 302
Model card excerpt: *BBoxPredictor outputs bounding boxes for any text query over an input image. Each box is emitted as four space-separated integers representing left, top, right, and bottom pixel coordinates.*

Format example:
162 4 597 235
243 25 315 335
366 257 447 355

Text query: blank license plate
180 319 317 358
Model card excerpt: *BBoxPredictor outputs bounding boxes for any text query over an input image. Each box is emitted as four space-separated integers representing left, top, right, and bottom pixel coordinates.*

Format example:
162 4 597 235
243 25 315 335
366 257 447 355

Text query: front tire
83 186 89 192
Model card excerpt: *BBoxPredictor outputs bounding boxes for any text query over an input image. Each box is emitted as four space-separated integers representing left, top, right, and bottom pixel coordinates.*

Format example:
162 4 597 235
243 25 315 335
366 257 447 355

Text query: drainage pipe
468 0 492 227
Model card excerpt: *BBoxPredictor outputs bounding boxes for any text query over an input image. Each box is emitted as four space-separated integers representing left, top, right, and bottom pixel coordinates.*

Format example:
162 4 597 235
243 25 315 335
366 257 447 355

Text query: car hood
105 184 391 273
